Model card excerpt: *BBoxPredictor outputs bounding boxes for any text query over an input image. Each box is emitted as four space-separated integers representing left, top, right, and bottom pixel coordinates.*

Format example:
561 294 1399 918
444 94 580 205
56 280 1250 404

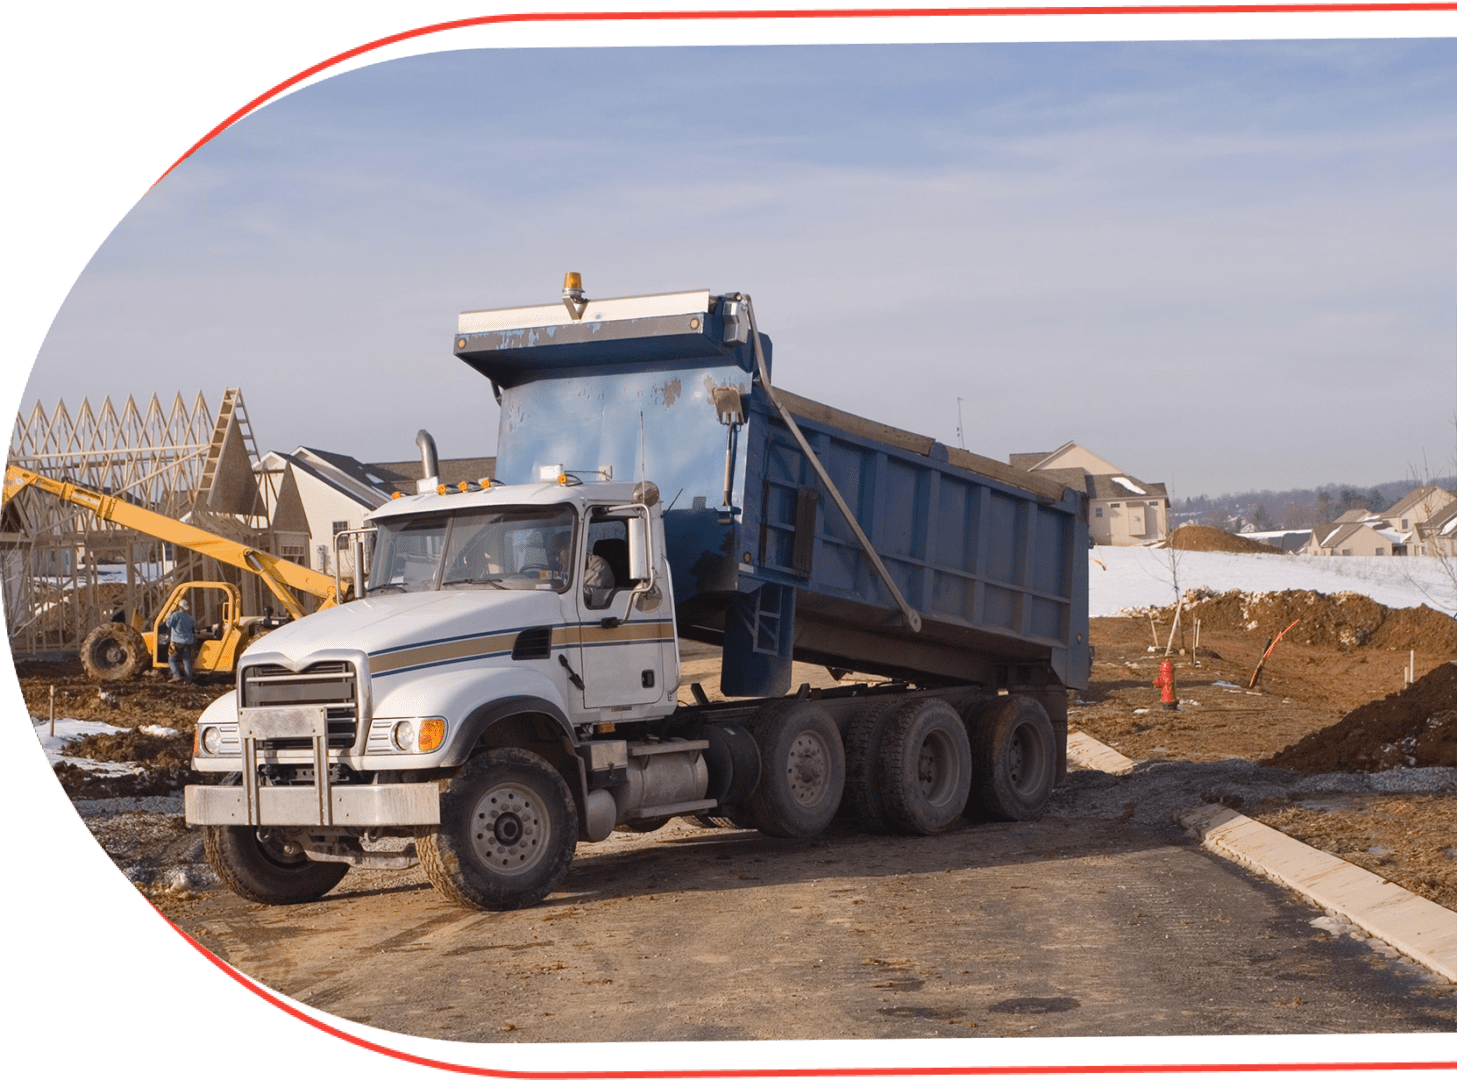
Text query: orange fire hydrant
1153 660 1178 710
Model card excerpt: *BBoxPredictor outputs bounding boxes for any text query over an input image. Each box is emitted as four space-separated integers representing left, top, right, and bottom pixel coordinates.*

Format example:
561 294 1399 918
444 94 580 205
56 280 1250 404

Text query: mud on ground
22 587 1457 915
1074 594 1457 912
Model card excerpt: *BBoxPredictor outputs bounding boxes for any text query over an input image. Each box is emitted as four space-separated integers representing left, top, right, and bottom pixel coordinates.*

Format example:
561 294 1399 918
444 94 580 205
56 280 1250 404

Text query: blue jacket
165 609 197 645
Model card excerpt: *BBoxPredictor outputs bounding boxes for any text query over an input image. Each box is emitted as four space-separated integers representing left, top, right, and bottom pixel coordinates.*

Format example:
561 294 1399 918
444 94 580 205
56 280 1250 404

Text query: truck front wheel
203 825 349 904
419 748 577 911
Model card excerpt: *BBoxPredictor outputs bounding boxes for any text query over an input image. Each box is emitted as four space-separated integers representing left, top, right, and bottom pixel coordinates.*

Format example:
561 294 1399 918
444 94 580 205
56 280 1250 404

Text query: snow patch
1111 476 1146 495
1089 546 1456 618
32 716 139 775
139 724 178 737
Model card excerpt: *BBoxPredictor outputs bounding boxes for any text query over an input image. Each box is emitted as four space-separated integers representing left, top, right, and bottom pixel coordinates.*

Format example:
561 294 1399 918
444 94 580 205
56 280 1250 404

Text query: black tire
877 699 972 835
746 699 845 839
202 825 349 904
418 748 577 911
80 623 149 682
842 699 902 833
967 696 1057 822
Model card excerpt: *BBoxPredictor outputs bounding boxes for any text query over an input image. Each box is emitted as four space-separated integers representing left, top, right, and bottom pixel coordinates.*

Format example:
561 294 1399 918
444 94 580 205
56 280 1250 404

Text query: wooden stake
49 685 55 737
1164 595 1185 657
1148 612 1159 648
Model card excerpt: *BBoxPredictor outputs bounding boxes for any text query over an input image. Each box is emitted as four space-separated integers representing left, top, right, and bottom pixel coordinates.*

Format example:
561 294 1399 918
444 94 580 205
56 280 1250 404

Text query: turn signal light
418 719 446 754
391 491 402 500
458 481 468 492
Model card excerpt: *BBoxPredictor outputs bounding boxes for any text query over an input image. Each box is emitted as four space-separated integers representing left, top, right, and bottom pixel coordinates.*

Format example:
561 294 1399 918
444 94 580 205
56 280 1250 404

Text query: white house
1009 443 1170 546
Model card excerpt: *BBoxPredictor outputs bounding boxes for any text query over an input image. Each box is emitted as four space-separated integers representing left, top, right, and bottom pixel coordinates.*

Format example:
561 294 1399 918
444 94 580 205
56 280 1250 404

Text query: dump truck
3 465 343 680
185 282 1089 911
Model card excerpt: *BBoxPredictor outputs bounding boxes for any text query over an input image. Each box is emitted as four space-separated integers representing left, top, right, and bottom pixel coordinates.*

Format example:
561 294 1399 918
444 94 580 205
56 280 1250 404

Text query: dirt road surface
156 812 1457 1042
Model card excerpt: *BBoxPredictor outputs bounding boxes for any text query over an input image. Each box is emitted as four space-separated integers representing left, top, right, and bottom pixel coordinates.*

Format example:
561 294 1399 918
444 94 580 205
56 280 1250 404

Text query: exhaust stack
415 430 440 494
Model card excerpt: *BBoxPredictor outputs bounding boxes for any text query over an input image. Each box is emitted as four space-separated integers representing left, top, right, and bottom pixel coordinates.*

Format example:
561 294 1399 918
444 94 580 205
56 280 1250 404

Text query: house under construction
2 389 302 658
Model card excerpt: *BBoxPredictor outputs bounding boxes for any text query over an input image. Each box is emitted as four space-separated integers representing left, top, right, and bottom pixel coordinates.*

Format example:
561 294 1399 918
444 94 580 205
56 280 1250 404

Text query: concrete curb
1068 730 1457 984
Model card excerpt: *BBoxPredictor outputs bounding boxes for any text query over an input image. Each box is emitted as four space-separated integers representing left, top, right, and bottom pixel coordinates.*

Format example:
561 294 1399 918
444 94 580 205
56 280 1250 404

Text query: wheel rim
468 781 552 877
254 830 309 870
90 638 125 670
786 730 831 808
916 729 960 807
1008 723 1046 797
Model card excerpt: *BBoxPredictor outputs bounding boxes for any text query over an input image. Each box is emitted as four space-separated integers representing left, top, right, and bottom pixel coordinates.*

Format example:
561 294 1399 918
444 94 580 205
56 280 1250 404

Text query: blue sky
25 40 1457 497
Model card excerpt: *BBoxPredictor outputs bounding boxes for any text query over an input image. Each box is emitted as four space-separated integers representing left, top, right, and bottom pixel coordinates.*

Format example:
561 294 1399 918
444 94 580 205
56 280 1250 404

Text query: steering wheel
518 563 552 573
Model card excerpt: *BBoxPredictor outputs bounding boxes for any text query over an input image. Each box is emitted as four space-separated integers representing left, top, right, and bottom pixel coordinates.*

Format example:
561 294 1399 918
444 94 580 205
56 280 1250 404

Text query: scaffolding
3 388 280 658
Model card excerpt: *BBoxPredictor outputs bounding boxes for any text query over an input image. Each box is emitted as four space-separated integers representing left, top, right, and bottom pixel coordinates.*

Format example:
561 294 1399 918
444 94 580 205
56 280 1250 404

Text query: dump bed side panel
740 391 1088 690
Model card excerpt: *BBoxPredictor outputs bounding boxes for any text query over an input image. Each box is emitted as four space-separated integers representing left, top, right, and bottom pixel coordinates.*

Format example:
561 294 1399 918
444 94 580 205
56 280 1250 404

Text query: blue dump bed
456 291 1089 698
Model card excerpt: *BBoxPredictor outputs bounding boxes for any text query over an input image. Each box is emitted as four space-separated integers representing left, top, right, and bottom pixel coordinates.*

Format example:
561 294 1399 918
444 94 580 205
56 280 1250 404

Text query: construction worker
165 599 197 684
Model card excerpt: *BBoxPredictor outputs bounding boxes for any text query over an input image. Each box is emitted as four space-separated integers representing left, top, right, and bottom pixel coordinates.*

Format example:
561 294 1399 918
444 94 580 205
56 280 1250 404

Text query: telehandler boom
3 464 343 679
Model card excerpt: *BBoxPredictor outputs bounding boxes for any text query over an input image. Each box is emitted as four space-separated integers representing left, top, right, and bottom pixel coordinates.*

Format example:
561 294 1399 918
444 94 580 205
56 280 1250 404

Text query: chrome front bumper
185 782 440 827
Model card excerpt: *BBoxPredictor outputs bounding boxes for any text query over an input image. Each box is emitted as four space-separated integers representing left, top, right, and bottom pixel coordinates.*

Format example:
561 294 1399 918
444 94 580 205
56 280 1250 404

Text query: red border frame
159 2 1457 182
154 4 1457 1074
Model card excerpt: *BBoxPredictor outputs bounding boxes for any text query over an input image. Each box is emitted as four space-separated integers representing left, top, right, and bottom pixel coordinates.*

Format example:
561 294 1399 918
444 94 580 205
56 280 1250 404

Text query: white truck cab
186 476 696 910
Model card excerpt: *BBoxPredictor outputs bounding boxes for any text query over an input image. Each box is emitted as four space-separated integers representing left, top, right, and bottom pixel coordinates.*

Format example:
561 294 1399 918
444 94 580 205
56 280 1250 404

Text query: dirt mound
64 728 194 770
1150 589 1457 653
1369 604 1457 654
1264 662 1457 772
1166 525 1281 554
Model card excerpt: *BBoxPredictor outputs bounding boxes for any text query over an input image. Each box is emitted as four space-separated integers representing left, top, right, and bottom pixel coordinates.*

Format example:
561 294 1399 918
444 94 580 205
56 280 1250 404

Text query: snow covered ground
33 717 142 775
1088 546 1457 619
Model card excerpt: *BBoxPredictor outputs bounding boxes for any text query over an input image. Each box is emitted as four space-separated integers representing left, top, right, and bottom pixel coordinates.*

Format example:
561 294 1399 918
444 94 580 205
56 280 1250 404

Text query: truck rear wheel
746 700 845 839
842 700 902 833
968 696 1056 822
419 748 577 911
80 623 149 681
203 825 349 904
877 699 972 835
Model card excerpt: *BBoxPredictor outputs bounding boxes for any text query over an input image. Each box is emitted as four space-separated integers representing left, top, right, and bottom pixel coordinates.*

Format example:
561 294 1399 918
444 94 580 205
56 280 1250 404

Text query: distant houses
1302 486 1456 557
1009 443 1169 547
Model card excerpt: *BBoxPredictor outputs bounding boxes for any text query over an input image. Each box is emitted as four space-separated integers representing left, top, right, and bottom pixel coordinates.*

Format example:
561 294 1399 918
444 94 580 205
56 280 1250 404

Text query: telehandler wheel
842 699 902 834
203 825 349 904
746 699 845 839
876 699 972 835
968 695 1057 822
419 748 577 911
79 623 149 682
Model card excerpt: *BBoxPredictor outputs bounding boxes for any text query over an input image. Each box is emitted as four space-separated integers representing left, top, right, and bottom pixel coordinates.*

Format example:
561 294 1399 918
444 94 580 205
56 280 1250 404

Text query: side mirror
351 537 367 600
627 514 649 582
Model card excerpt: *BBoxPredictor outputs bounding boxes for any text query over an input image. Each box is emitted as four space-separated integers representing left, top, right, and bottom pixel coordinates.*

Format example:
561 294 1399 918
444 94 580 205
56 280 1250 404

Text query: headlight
368 717 447 755
200 726 221 754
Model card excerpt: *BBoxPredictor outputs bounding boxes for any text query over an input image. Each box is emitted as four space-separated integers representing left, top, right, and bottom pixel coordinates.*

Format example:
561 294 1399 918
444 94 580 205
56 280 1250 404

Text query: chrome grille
241 661 359 749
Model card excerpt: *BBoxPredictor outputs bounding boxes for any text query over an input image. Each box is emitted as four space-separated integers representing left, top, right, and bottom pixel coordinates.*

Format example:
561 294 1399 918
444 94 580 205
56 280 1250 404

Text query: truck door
575 512 672 709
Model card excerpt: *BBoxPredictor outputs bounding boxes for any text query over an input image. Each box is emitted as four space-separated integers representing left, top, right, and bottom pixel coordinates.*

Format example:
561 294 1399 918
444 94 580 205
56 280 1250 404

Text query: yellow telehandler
4 465 346 681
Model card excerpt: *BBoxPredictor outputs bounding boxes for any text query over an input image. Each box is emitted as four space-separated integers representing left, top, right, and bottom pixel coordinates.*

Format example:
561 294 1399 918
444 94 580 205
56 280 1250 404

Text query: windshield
370 506 576 593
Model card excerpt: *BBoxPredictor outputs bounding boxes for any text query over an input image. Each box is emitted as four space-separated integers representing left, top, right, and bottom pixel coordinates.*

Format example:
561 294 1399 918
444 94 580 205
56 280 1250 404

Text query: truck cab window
583 515 631 609
372 506 577 593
